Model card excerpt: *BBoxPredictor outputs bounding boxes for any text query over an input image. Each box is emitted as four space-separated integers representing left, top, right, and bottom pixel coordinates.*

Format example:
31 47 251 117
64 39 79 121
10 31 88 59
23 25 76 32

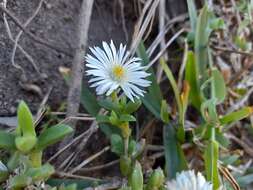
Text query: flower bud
129 161 143 190
120 156 131 177
146 167 165 190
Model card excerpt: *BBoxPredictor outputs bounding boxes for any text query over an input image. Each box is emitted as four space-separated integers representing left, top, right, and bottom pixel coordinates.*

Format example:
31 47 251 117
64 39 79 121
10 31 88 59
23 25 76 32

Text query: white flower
165 170 213 190
85 41 151 102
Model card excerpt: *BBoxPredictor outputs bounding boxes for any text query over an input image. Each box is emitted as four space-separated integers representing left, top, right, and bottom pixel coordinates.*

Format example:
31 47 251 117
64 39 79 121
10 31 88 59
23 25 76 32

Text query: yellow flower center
112 65 125 81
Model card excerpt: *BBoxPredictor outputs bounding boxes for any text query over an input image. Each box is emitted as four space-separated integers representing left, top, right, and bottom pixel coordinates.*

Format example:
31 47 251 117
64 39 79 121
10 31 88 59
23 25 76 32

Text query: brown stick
0 5 72 57
57 0 94 163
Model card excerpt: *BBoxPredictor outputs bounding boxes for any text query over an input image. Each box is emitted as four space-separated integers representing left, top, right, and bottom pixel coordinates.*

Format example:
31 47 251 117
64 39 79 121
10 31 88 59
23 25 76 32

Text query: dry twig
57 0 94 164
70 146 110 174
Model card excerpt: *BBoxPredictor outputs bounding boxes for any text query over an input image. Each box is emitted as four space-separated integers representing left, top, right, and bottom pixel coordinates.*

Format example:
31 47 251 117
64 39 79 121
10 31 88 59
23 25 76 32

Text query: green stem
124 136 129 156
211 126 215 141
29 151 42 168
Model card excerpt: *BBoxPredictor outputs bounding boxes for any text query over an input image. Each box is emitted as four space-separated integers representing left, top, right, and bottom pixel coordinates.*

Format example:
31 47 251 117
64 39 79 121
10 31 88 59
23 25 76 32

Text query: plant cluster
0 101 74 189
1 1 253 190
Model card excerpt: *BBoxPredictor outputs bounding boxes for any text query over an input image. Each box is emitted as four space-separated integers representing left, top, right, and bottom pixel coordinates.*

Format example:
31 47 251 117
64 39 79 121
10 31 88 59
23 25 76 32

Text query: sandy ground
0 0 135 116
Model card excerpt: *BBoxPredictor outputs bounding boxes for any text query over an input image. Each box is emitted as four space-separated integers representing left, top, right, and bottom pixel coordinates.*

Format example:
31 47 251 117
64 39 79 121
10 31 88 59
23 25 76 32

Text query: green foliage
137 42 163 119
0 101 73 189
9 174 33 189
55 3 253 188
46 178 102 190
110 134 124 156
36 124 73 150
120 156 132 177
186 0 197 31
163 124 188 179
160 100 169 124
185 51 202 109
204 137 220 190
17 101 36 137
161 59 186 141
0 131 16 150
211 69 227 104
220 107 253 126
145 168 165 190
195 5 209 80
129 161 143 190
16 101 37 153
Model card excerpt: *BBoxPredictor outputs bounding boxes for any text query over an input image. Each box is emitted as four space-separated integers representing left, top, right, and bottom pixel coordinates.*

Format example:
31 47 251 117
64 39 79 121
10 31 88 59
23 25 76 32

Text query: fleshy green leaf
25 163 54 181
146 168 165 190
17 101 35 137
128 139 137 156
0 131 15 150
46 178 103 189
80 84 101 117
129 161 143 190
9 174 32 189
119 114 136 122
36 124 73 150
15 136 37 153
99 124 121 139
7 152 21 171
110 134 124 156
124 100 142 114
98 99 119 113
96 115 110 123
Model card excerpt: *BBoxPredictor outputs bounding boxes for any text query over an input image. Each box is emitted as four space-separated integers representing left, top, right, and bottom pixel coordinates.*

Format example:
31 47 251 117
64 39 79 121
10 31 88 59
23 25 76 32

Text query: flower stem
124 136 129 156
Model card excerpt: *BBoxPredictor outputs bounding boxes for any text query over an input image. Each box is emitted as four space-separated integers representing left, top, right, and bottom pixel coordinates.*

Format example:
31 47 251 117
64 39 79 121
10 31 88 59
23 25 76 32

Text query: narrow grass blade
163 124 188 179
137 42 163 119
204 139 220 189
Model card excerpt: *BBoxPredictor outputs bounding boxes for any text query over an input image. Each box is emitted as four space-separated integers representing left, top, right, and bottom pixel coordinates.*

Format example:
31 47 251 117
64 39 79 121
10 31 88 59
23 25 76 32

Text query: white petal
110 40 117 62
118 44 127 63
88 76 105 83
106 82 119 96
121 84 134 102
96 81 113 95
123 57 142 67
125 83 145 97
103 41 114 63
130 79 151 87
92 46 110 65
86 69 107 77
86 54 106 68
121 50 130 64
90 79 111 88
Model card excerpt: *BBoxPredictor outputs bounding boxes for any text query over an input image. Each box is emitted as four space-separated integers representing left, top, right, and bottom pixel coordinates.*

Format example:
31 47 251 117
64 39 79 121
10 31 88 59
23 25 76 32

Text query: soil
0 0 136 116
